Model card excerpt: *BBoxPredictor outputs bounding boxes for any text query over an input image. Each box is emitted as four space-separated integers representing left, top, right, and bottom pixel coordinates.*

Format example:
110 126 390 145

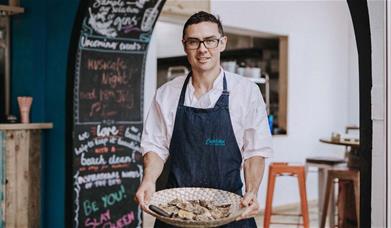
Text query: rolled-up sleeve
242 85 273 160
140 94 170 162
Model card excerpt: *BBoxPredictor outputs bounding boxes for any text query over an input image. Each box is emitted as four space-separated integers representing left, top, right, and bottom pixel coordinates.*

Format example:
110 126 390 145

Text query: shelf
221 48 263 59
0 5 24 16
0 122 53 130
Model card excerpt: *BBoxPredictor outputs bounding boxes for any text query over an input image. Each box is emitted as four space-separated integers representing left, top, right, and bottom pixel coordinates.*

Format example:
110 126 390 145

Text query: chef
136 11 273 227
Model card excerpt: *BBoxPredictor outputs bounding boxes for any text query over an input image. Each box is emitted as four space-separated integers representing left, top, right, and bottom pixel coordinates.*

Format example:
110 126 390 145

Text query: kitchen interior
0 0 387 227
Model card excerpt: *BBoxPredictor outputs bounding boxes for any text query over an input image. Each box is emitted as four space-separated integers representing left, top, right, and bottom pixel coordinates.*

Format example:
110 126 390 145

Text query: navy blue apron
154 72 257 227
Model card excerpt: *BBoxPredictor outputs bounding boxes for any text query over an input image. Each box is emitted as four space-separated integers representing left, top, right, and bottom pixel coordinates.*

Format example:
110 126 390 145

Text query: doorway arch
346 0 372 227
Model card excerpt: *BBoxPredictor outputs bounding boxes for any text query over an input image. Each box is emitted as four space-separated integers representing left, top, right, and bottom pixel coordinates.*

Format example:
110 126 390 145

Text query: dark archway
346 0 372 227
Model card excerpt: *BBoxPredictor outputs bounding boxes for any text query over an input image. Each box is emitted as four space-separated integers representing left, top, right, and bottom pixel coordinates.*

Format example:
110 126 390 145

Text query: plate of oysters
146 187 246 227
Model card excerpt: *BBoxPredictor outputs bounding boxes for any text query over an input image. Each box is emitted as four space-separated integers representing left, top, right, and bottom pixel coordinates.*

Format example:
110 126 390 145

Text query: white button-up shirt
141 69 273 161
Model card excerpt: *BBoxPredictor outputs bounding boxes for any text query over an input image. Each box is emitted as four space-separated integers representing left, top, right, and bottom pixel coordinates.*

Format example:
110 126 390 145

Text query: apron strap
178 73 191 106
178 71 229 106
222 73 229 94
216 75 229 108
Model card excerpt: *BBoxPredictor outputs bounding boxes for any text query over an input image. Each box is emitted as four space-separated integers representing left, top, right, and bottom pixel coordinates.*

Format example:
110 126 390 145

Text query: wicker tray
146 187 245 227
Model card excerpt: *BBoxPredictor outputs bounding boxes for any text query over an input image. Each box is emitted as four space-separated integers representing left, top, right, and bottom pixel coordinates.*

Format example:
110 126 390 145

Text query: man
136 11 272 227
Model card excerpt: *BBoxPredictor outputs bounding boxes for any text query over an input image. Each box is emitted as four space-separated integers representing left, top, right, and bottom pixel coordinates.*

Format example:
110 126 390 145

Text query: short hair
182 11 224 39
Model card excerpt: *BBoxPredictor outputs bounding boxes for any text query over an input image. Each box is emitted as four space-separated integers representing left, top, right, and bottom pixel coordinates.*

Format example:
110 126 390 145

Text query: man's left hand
236 192 259 221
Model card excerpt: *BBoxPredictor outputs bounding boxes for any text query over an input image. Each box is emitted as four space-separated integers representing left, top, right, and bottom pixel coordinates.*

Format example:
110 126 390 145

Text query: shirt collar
212 68 224 91
187 68 225 107
188 67 225 93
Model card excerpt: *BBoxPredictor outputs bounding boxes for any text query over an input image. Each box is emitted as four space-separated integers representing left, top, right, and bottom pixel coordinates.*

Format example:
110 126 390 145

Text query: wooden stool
320 168 360 228
264 162 309 228
305 156 346 228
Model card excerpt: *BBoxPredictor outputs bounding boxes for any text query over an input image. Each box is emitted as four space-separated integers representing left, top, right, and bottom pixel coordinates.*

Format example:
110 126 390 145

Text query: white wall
387 1 391 225
144 31 157 122
368 0 386 226
145 0 359 208
155 21 185 58
348 21 360 126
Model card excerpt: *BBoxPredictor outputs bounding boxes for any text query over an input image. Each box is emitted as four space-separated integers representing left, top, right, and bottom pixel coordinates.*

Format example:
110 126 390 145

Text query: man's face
183 22 227 73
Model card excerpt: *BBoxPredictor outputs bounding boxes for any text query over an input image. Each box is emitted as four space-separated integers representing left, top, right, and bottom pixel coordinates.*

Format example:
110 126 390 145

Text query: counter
0 123 53 227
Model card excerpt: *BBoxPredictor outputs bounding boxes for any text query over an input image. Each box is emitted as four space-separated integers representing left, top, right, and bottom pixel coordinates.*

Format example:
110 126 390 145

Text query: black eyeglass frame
182 37 224 50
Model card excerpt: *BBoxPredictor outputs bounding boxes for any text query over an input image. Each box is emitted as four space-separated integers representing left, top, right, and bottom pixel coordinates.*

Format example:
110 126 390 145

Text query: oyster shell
159 198 232 222
177 209 195 220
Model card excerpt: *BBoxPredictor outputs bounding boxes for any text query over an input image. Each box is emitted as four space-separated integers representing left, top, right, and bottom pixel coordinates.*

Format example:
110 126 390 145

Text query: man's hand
135 152 165 211
236 192 259 221
236 156 265 221
135 180 155 211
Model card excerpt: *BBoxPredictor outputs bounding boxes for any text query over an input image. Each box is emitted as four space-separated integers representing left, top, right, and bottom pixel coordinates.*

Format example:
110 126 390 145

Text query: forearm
243 156 265 194
142 152 165 183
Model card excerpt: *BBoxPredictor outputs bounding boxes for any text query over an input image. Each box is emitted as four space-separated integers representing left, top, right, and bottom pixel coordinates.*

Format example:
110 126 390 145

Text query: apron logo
205 138 225 146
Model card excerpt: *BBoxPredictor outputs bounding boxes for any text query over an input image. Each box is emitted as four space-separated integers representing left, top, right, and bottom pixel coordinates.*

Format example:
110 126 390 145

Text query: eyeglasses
183 37 222 50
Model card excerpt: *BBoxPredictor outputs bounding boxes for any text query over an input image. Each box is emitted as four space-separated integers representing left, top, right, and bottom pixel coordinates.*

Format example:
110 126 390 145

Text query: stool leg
298 169 310 228
305 163 309 177
353 175 360 228
317 168 335 228
329 177 336 228
320 174 334 228
318 168 326 228
264 168 276 228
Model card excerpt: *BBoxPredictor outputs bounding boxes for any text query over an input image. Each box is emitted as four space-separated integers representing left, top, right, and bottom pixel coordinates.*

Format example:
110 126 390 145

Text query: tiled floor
143 200 322 228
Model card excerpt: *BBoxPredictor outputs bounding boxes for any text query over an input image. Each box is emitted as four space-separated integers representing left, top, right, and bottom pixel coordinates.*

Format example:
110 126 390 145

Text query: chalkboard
78 51 142 122
67 0 165 227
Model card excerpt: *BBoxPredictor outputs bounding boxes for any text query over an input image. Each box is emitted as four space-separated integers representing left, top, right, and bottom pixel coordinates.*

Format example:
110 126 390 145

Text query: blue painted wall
11 0 78 227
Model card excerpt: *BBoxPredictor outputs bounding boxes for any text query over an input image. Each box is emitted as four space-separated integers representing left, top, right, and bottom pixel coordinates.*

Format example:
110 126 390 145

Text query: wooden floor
143 200 322 228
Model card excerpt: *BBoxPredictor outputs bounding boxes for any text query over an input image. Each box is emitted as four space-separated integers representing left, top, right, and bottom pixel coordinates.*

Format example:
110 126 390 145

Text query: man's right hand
135 152 165 211
135 180 156 211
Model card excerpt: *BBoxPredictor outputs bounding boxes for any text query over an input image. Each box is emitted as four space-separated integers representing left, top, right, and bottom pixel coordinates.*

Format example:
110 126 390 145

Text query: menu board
67 0 165 227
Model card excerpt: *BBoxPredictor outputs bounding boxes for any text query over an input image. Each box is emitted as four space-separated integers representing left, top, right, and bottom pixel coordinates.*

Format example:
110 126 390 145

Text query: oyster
159 198 232 222
159 205 179 215
176 201 195 211
167 198 182 206
177 209 195 220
